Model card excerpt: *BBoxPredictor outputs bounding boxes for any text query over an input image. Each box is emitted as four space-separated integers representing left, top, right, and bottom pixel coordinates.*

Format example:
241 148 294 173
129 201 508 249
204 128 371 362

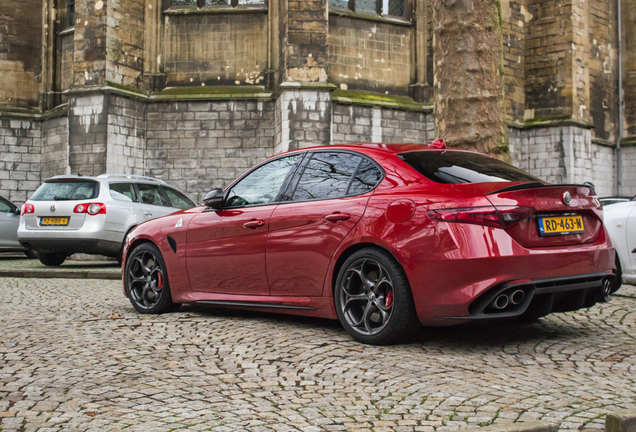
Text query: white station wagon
17 174 195 266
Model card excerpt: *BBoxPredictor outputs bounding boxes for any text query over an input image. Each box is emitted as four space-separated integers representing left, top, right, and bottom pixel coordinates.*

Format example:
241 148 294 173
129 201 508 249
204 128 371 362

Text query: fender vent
166 236 177 254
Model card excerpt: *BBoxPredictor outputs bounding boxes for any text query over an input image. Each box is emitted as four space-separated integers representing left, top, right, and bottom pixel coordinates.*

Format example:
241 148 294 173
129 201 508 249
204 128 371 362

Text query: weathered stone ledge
508 118 595 130
163 5 267 14
0 104 68 120
328 8 413 26
333 89 433 112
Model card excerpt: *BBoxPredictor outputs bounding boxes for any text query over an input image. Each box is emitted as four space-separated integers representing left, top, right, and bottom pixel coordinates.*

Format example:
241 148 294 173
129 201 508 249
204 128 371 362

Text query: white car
603 196 636 290
17 174 195 266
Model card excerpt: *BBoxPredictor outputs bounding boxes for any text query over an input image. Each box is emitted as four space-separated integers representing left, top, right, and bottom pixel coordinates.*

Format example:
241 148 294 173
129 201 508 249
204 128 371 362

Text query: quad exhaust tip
602 277 612 296
490 289 526 310
510 289 525 305
493 294 509 310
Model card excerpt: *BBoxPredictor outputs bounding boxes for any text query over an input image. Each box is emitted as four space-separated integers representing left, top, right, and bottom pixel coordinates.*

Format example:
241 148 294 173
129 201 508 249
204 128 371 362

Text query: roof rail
96 174 168 184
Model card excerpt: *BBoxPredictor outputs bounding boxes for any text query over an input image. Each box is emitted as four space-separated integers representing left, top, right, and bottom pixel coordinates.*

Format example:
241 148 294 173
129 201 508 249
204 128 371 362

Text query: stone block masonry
146 100 276 202
68 95 109 176
275 90 331 154
106 95 145 175
0 119 41 203
332 105 434 144
509 125 617 196
41 116 70 180
622 146 636 197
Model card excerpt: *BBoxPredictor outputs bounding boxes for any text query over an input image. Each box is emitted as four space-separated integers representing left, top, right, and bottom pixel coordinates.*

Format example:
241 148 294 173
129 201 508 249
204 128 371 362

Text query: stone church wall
0 119 42 203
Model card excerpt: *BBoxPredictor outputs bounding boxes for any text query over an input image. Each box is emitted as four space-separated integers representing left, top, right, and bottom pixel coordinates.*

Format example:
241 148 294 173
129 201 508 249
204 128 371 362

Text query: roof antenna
77 172 82 176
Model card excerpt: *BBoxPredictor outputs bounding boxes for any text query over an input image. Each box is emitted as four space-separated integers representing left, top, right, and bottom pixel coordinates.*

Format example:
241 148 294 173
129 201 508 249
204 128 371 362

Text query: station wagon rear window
398 151 541 184
30 180 100 201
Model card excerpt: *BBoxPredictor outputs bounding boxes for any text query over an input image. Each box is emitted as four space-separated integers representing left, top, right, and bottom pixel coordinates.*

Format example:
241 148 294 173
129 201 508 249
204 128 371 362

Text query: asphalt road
0 277 635 432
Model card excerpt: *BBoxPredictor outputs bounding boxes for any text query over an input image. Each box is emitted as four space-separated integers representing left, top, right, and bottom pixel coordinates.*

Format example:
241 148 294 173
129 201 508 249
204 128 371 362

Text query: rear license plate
40 217 69 226
538 215 584 236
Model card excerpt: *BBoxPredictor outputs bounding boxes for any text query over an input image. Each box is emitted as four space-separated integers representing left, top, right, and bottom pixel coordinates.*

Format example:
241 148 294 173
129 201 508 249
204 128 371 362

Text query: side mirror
203 188 224 209
14 207 21 215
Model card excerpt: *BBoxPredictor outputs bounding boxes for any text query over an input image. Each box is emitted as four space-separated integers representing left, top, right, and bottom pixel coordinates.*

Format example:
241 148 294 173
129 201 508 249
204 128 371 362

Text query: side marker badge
175 218 182 228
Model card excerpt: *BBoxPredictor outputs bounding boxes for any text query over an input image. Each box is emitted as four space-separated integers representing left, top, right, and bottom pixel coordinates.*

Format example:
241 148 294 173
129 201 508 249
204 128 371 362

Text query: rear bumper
404 223 615 325
19 238 121 256
440 272 613 322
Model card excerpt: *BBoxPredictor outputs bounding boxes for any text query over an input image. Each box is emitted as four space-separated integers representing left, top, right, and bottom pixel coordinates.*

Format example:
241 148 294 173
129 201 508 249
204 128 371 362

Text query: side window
0 198 12 213
225 155 300 208
109 183 137 202
164 188 194 210
137 184 168 207
348 159 383 195
293 152 362 201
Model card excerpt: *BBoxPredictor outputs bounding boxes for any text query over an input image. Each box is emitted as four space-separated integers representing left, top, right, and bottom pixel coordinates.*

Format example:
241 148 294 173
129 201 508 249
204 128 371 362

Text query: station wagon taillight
74 203 106 215
21 203 34 215
427 206 535 229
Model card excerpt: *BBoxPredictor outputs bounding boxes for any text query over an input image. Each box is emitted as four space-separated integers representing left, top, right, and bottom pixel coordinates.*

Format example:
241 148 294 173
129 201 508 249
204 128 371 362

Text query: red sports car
122 142 616 345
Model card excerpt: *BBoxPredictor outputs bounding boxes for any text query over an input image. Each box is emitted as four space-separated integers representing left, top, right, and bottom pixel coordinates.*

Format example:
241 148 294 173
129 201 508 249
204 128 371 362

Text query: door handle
325 212 351 222
144 212 153 217
243 219 265 229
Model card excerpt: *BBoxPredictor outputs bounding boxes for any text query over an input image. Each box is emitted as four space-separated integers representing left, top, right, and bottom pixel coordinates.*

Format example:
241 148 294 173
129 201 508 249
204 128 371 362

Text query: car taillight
74 203 106 215
428 206 535 229
21 203 34 215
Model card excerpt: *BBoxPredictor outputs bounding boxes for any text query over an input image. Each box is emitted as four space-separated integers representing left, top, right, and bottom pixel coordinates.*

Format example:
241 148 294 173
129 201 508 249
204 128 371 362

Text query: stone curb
453 412 636 432
455 421 558 432
606 411 636 432
0 270 121 280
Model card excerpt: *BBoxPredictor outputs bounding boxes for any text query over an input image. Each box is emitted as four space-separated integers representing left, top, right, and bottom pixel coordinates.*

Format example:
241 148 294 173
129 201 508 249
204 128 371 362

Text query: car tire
334 248 421 345
125 242 176 314
24 249 38 259
611 252 622 294
38 253 66 266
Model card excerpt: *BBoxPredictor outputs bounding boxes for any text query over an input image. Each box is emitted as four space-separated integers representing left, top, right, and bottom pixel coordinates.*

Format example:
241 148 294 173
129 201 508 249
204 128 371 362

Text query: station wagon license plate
538 215 584 236
40 217 69 226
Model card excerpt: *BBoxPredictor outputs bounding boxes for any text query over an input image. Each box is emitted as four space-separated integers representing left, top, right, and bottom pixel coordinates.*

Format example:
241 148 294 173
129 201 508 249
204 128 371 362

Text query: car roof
283 143 483 157
47 174 168 185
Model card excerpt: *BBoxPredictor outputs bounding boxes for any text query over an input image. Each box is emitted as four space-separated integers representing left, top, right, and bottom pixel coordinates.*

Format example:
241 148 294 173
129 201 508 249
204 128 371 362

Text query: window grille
329 0 405 17
67 0 75 28
170 0 265 6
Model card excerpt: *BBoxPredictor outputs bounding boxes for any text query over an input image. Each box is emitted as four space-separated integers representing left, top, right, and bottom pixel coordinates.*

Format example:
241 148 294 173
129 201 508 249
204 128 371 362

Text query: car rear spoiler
486 182 595 195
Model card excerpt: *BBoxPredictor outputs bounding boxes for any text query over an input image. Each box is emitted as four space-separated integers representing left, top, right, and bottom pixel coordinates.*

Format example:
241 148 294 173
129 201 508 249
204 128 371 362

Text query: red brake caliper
385 292 393 308
157 272 164 290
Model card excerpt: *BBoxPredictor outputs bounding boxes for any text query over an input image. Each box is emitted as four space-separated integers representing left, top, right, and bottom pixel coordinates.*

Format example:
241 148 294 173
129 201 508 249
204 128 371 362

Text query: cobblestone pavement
1 278 635 432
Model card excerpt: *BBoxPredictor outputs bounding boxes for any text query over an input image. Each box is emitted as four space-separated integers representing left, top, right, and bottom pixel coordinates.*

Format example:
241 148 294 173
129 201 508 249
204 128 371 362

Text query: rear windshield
30 180 100 201
398 151 542 184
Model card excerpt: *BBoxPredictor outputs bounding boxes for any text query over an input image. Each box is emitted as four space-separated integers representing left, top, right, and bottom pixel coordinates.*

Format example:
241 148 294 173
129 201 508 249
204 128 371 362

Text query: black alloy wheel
126 243 177 314
335 248 420 345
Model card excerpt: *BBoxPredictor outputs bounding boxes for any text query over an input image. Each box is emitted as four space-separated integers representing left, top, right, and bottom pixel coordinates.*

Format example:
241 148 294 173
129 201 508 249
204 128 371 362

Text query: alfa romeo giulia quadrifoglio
121 141 616 345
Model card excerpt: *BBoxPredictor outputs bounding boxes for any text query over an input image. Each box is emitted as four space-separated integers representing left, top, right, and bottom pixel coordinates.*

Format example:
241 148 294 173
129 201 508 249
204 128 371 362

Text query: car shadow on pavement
415 320 581 345
177 304 581 348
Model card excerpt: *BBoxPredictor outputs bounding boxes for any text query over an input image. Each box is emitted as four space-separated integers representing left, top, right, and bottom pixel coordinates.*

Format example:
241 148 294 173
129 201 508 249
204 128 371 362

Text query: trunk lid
453 182 603 247
24 178 99 231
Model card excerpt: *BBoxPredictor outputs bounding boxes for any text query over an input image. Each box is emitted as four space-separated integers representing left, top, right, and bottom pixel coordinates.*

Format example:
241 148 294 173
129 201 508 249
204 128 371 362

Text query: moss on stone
153 86 271 100
333 89 433 111
106 81 148 97
621 136 636 147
